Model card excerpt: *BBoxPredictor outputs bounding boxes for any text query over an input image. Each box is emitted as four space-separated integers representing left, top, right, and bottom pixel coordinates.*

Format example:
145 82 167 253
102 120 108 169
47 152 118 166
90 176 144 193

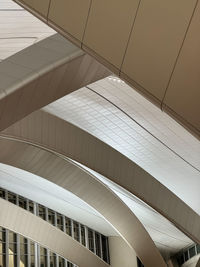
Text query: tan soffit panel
121 0 197 101
3 110 200 245
163 1 200 136
0 198 108 267
0 138 166 267
48 0 91 42
83 0 140 69
15 0 50 17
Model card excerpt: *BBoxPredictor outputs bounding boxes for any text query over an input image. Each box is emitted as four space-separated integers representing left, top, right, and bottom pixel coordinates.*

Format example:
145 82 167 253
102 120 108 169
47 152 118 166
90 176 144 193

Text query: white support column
63 216 66 234
34 243 38 267
78 223 82 244
71 220 74 239
56 254 59 267
46 249 50 267
5 190 8 201
26 199 29 211
16 233 20 267
16 195 19 206
27 239 31 267
93 231 96 255
85 227 89 249
34 203 38 216
45 207 49 222
5 229 9 267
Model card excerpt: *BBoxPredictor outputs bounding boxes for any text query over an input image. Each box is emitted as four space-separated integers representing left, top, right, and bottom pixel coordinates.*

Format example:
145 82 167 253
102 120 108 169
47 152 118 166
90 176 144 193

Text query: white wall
109 237 138 267
182 255 200 267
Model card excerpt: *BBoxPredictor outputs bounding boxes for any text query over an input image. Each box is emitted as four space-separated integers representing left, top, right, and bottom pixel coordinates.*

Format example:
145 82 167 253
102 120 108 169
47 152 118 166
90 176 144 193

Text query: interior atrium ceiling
0 0 55 62
44 77 200 216
0 162 117 236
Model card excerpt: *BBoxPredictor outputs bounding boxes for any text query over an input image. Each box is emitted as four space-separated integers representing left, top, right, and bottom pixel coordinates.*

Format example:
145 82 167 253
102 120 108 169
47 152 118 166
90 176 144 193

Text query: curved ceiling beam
13 0 200 138
0 33 110 132
0 137 166 267
0 198 108 267
2 110 200 245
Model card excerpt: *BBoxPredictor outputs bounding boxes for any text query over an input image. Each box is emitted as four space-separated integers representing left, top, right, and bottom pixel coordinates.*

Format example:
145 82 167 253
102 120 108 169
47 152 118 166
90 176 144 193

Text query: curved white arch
2 109 200 245
0 137 166 267
0 33 110 131
0 198 108 267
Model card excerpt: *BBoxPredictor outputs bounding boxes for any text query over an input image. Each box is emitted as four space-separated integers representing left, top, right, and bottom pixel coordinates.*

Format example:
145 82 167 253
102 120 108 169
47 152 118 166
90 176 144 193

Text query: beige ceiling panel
121 0 197 101
83 0 140 69
163 2 200 135
16 0 50 17
48 0 91 42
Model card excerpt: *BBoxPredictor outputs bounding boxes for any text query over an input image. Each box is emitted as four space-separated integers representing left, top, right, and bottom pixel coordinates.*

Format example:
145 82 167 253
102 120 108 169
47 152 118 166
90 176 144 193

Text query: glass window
73 222 80 242
30 255 35 267
40 247 47 267
95 233 101 257
48 210 55 226
19 196 27 209
189 246 196 258
196 244 200 254
101 235 109 263
38 205 46 220
57 214 63 231
0 188 5 199
59 256 65 267
65 218 72 236
184 251 189 261
30 241 35 255
81 225 86 246
50 252 56 267
88 229 94 252
9 232 17 244
8 192 16 204
20 254 28 267
29 201 34 213
67 262 73 267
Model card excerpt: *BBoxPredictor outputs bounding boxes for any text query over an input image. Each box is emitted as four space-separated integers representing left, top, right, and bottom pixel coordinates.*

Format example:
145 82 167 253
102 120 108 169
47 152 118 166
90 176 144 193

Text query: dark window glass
38 205 46 220
184 251 189 261
95 233 101 257
101 235 109 263
9 232 17 244
67 262 73 267
0 188 5 199
88 229 94 253
29 201 34 213
65 218 71 236
59 256 65 267
30 241 35 255
48 210 55 226
50 252 56 267
31 255 35 267
189 246 196 258
40 247 47 267
57 214 63 231
196 244 200 254
19 196 27 209
73 222 79 242
8 192 16 204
